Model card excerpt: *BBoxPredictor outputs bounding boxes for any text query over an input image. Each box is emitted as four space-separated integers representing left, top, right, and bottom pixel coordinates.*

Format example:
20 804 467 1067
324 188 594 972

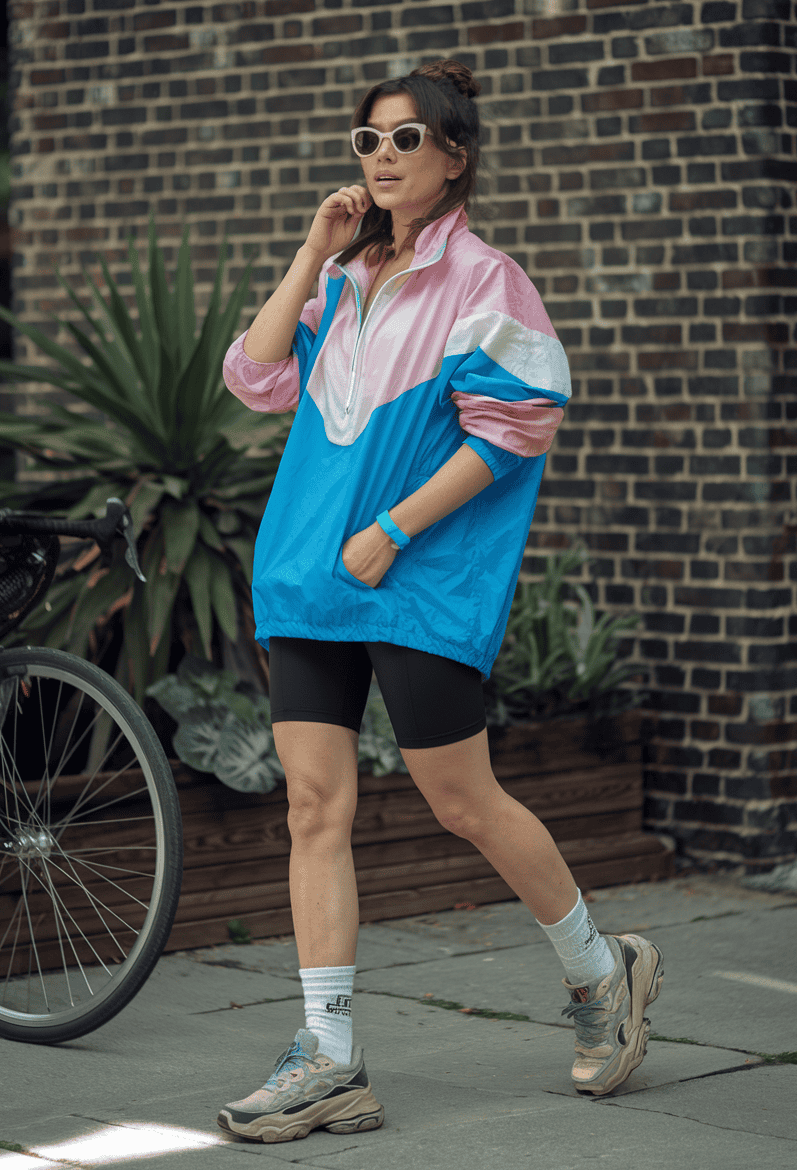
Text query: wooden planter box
166 708 674 953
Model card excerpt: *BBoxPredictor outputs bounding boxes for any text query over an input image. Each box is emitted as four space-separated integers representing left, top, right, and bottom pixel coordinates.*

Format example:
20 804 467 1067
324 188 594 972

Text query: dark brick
532 70 590 90
635 482 697 501
749 643 797 665
702 2 737 19
674 586 743 607
641 638 670 659
65 41 110 59
587 454 649 474
739 50 791 71
644 612 686 634
726 775 773 799
744 589 791 608
717 78 780 101
672 798 744 824
675 640 742 663
606 584 635 604
687 376 739 396
726 667 797 691
691 614 721 635
636 533 700 554
649 689 702 715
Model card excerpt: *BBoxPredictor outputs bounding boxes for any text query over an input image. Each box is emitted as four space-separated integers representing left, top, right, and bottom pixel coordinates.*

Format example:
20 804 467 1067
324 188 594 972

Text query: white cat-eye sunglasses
350 123 428 157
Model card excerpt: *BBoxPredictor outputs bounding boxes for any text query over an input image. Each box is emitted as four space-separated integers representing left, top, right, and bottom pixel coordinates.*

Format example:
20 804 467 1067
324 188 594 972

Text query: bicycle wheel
0 647 183 1043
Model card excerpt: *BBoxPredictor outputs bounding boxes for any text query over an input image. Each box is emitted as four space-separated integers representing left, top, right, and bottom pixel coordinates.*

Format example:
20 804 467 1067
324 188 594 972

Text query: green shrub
0 217 293 702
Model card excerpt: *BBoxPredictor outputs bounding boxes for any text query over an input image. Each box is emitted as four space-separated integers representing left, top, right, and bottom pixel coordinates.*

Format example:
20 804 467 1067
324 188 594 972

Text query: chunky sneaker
561 932 664 1097
217 1028 384 1143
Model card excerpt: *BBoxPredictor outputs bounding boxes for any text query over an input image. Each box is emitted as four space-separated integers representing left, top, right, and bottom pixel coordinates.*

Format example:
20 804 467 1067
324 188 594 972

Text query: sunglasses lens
354 126 422 155
354 130 380 156
394 127 422 153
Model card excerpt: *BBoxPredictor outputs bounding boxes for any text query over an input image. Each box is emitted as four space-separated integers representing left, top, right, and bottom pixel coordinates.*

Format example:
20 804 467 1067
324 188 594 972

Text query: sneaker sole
217 1087 385 1143
575 936 665 1098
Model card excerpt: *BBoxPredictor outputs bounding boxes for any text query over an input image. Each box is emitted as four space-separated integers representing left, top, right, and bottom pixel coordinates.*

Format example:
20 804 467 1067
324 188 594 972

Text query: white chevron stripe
444 311 571 401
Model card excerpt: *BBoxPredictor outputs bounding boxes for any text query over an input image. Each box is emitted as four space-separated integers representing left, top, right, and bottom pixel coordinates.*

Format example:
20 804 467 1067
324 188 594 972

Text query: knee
431 799 486 842
286 778 355 842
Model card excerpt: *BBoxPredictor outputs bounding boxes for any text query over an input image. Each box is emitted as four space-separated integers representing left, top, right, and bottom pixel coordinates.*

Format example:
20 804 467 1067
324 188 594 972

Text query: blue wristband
376 509 410 549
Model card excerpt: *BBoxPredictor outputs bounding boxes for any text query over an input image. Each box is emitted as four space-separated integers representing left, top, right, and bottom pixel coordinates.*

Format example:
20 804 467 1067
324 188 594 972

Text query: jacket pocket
337 553 375 589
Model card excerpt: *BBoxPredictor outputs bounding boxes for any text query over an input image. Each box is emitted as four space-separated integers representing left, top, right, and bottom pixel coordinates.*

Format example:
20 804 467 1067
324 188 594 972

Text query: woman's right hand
304 185 372 261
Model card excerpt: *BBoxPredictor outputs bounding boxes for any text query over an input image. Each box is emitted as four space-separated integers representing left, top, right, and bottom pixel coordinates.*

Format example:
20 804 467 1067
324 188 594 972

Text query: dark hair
334 59 483 269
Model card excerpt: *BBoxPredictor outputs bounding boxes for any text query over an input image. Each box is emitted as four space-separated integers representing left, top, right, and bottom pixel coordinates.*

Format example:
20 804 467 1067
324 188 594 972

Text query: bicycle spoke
53 746 145 833
59 851 152 913
17 862 51 1013
0 873 26 1003
55 788 155 829
27 858 113 981
35 860 81 1008
42 852 144 944
49 856 155 881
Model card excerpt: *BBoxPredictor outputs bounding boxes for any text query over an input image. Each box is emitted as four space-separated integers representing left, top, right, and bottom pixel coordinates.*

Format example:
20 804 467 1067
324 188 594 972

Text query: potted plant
0 217 293 708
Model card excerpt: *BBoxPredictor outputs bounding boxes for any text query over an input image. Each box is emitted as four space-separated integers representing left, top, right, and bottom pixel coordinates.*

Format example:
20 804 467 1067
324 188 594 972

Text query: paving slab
601 1062 797 1142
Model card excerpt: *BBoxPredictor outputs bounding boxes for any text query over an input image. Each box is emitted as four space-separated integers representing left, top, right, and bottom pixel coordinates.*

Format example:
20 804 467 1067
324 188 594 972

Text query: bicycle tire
0 647 183 1043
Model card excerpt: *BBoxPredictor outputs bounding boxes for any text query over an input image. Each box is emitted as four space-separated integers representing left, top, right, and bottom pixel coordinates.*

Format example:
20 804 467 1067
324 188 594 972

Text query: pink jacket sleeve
222 259 332 413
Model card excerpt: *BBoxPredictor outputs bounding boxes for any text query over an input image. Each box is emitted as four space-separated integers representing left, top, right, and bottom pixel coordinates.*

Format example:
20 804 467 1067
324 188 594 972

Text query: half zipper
339 244 448 416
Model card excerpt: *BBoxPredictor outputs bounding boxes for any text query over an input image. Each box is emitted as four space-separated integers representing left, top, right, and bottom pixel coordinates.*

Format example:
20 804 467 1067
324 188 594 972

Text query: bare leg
272 721 360 968
400 728 579 926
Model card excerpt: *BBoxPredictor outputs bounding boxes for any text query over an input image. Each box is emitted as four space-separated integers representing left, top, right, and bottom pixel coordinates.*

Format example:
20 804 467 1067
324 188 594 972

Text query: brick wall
6 0 797 870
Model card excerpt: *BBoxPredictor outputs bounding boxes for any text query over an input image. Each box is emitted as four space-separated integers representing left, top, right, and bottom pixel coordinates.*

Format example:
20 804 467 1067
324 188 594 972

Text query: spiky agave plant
0 216 292 702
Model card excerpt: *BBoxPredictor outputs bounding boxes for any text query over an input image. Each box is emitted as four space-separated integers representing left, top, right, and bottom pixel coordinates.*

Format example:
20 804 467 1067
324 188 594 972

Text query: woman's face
359 92 466 230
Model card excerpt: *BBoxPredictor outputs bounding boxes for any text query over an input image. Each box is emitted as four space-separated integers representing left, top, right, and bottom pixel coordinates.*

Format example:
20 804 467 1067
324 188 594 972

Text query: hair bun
415 59 481 100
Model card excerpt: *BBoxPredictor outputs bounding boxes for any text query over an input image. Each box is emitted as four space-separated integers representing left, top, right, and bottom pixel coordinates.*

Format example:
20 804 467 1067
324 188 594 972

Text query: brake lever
106 497 146 583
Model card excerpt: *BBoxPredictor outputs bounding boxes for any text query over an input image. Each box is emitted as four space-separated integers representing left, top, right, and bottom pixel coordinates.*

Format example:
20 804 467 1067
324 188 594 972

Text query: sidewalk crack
600 1096 797 1142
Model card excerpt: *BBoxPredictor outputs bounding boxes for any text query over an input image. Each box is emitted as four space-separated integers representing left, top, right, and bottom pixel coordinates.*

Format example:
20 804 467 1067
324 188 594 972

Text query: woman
219 59 664 1144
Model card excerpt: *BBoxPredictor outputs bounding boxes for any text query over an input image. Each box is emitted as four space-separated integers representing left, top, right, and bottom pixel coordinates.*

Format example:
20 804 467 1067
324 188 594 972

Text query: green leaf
173 704 226 772
174 222 196 366
208 556 238 643
146 675 199 721
146 560 181 657
184 542 213 659
198 511 225 552
126 481 165 533
127 231 159 390
215 710 281 793
162 498 201 573
225 536 254 587
67 559 131 661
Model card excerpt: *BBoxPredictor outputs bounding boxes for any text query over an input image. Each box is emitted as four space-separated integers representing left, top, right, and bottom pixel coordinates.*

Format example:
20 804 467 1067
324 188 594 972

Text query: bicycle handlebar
0 498 146 582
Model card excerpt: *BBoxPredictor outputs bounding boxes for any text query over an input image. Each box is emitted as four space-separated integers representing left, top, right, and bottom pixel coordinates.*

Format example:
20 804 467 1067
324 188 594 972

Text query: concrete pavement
2 871 796 1169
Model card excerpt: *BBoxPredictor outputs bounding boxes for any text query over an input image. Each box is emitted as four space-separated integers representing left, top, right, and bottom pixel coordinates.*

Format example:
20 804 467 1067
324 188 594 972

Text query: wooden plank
163 840 673 953
175 807 644 896
175 761 643 872
169 831 671 925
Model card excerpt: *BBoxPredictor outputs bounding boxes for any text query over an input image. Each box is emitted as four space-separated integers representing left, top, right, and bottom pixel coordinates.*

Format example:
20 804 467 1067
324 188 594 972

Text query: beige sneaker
217 1028 384 1143
561 932 664 1096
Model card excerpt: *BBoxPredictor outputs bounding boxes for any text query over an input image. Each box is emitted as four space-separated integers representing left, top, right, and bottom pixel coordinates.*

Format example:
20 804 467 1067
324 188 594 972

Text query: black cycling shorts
267 637 487 750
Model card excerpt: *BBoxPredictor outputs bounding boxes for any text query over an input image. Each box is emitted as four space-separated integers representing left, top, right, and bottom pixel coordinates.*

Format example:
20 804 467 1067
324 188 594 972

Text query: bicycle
0 498 183 1044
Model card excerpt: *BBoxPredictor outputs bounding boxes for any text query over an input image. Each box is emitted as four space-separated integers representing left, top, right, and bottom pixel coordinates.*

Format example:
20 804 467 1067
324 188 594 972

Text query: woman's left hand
341 522 399 588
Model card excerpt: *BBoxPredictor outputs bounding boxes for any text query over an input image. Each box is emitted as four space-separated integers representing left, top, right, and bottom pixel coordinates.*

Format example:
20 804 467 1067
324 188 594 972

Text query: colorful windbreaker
223 203 571 683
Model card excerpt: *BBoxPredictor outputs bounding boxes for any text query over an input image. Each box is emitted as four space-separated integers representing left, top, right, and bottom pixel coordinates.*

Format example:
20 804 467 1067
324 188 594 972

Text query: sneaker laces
264 1036 314 1090
561 991 611 1046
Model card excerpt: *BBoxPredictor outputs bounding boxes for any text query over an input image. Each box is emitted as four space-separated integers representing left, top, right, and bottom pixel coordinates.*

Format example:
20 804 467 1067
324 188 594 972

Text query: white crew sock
535 890 616 990
298 965 355 1065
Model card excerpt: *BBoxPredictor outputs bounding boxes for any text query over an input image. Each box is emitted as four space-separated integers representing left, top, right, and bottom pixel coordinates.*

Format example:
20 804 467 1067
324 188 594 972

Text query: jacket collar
328 203 469 282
